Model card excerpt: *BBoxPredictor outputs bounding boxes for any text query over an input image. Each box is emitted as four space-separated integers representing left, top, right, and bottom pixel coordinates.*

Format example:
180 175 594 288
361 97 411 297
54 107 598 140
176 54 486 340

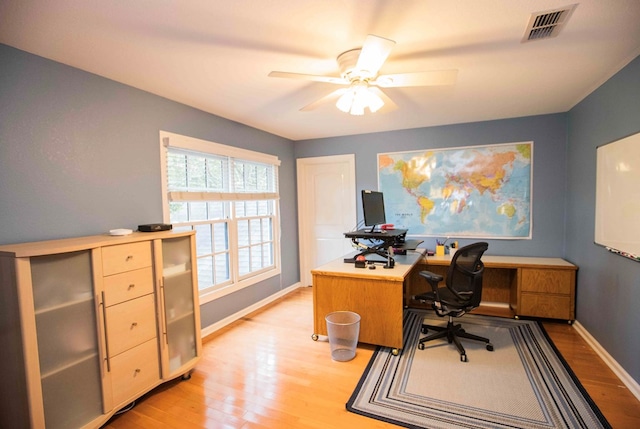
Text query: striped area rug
346 309 610 429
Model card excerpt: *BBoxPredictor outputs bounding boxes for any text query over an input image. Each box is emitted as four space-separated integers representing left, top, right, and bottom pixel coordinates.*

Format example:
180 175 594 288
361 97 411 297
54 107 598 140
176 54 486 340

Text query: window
160 131 281 303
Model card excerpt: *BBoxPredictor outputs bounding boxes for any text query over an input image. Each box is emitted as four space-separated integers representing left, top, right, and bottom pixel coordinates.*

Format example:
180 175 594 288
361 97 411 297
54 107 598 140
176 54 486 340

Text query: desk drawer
103 267 154 306
106 294 157 357
110 338 160 406
520 293 571 320
521 268 573 294
102 242 152 276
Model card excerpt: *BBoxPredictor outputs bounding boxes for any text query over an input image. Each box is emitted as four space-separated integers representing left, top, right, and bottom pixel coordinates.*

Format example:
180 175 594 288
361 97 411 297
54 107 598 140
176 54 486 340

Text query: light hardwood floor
104 287 640 429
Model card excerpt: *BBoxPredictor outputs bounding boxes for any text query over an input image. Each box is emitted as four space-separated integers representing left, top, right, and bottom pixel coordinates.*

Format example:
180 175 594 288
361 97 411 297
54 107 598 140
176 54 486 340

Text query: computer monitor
362 190 386 232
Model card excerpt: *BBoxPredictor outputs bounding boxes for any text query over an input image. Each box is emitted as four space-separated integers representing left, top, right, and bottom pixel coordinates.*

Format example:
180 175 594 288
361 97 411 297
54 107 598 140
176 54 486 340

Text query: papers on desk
394 239 423 251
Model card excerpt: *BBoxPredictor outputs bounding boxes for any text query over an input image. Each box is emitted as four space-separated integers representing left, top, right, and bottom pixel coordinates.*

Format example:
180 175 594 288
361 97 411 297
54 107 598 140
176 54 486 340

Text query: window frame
159 131 281 304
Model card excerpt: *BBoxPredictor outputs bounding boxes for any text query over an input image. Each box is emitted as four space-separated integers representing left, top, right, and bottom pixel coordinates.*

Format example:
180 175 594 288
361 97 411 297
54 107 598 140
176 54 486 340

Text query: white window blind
160 131 281 303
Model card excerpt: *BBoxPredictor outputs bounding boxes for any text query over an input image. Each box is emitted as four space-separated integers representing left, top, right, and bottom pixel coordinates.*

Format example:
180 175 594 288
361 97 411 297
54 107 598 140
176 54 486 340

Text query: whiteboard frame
594 131 640 262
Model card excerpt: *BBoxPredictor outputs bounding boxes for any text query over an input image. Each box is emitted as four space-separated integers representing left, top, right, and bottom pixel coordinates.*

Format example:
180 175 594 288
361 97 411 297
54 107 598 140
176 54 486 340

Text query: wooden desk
311 250 425 353
408 254 578 321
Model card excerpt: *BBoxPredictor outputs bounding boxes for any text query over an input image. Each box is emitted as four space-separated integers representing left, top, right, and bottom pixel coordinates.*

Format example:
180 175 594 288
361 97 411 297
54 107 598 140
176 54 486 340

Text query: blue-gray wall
294 114 569 257
2 41 639 386
566 55 640 384
0 44 300 327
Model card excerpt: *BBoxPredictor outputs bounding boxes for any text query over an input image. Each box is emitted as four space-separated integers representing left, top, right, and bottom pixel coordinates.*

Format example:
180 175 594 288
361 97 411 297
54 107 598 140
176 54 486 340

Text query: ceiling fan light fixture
336 82 384 115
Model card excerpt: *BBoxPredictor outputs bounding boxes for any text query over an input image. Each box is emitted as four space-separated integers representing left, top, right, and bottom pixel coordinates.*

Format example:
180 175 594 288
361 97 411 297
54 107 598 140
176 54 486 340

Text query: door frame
296 154 356 286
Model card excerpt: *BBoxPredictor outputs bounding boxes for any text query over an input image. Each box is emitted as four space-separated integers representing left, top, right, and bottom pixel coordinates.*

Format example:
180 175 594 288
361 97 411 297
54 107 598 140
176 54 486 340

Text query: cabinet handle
128 283 135 290
159 278 169 346
134 368 141 377
101 291 111 373
131 322 138 328
126 255 133 261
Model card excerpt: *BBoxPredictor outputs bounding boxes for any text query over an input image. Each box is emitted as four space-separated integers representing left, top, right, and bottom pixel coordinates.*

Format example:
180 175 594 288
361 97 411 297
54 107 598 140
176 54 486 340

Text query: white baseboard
573 320 640 402
200 282 301 339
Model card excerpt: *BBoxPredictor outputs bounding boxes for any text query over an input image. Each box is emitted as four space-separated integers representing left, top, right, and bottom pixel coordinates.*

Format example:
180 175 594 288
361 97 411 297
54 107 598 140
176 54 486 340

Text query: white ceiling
2 1 640 141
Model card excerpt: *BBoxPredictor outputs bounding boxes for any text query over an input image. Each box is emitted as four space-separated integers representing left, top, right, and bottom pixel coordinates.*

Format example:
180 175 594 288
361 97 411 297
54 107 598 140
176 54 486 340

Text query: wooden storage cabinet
517 267 575 321
0 231 201 429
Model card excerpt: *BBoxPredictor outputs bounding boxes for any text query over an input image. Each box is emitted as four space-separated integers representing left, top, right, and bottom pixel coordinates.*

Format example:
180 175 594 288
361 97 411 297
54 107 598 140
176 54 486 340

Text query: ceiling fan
268 34 457 115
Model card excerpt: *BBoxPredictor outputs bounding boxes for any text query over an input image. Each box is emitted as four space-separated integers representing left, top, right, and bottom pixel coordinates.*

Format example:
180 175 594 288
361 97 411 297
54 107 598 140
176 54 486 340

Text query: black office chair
414 242 493 362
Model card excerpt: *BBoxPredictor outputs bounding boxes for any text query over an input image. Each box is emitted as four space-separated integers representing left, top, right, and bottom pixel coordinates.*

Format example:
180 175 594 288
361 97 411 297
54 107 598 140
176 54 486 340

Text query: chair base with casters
418 315 494 362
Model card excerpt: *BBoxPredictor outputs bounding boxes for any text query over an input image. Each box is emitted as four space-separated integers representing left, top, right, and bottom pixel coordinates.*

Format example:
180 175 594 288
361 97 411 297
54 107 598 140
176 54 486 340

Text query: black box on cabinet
138 223 172 232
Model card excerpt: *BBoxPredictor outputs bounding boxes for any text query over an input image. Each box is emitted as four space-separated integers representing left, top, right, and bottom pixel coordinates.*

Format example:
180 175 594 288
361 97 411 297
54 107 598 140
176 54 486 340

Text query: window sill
198 267 281 305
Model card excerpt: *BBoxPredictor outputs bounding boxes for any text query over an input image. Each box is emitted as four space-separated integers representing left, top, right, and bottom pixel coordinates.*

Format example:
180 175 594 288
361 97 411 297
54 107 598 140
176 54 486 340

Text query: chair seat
415 288 473 309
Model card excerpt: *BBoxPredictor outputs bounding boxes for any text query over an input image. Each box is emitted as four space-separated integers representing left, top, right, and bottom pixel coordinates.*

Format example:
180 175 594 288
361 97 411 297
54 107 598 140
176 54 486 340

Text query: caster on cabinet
311 333 319 341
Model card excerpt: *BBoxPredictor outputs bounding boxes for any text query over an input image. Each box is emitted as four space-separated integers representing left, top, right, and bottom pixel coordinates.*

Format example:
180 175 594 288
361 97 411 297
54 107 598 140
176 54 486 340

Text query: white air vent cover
522 4 577 42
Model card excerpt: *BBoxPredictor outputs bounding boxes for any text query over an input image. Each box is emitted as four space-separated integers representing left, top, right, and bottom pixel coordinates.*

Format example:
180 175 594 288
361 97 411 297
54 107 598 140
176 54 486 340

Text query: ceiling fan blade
268 71 347 85
300 88 349 111
369 87 398 111
355 34 396 77
372 70 458 87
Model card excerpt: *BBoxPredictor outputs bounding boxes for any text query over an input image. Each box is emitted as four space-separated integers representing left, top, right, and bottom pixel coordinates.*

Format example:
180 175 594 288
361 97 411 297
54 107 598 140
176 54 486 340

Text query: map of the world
378 142 532 239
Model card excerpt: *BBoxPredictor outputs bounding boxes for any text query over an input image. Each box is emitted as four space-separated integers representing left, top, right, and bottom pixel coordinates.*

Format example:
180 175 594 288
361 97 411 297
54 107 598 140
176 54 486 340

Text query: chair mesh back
447 242 488 307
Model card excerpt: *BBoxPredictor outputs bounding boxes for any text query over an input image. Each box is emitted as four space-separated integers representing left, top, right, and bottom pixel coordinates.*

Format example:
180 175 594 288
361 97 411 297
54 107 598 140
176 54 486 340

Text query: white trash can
325 311 361 361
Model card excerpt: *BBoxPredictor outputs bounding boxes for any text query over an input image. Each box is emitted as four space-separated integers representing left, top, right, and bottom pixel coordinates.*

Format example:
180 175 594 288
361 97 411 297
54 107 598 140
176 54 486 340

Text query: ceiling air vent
522 4 577 42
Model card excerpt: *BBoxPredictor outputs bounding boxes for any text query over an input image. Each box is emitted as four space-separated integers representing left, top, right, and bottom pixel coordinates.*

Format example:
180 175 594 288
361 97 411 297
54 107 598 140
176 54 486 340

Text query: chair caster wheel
486 343 494 352
461 354 468 362
459 329 465 334
418 343 425 350
311 334 319 341
421 326 428 334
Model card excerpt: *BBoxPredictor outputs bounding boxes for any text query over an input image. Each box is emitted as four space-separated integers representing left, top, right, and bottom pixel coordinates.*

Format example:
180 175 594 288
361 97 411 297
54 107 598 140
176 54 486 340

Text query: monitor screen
362 190 386 231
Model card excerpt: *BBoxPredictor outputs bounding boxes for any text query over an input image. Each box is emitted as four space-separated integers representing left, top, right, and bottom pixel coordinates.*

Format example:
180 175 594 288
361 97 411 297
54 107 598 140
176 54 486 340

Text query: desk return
407 255 577 322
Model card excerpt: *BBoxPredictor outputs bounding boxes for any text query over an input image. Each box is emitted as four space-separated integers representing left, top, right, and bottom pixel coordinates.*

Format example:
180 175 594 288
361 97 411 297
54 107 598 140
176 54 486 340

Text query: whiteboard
595 131 640 261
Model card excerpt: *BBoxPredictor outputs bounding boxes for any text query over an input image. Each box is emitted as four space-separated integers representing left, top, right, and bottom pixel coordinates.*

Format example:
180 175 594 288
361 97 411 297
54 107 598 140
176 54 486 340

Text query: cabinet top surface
0 230 194 258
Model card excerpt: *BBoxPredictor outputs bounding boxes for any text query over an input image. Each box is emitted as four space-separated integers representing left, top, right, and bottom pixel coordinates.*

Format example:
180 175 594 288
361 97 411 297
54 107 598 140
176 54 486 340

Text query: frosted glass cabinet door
30 250 104 429
161 236 200 375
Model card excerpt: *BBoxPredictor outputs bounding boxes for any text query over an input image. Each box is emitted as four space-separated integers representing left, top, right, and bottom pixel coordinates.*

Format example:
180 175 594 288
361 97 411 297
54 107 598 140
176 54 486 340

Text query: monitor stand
342 230 406 264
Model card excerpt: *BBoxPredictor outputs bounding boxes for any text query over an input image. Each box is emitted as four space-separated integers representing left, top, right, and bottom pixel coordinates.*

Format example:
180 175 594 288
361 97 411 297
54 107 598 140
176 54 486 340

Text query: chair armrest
414 270 444 303
419 270 444 289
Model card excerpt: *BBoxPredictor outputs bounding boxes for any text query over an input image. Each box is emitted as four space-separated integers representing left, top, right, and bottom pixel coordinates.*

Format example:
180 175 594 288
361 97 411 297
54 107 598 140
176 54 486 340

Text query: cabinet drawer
102 242 152 276
520 268 573 294
520 292 571 320
106 294 157 357
110 339 160 406
103 267 154 306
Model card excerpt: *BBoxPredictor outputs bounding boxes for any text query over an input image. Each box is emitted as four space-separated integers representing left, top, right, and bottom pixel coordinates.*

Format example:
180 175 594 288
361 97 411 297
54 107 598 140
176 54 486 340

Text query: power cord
114 400 136 415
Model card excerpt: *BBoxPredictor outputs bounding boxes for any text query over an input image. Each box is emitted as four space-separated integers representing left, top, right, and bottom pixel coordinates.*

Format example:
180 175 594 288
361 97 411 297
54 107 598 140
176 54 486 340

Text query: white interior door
297 155 356 286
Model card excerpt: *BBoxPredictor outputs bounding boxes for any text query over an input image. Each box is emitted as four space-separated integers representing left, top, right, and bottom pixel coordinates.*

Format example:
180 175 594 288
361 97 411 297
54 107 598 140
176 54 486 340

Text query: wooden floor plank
105 287 640 428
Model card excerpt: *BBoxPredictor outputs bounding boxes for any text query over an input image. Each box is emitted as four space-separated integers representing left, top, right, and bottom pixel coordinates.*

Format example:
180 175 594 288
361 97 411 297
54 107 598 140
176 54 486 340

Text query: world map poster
378 142 532 239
